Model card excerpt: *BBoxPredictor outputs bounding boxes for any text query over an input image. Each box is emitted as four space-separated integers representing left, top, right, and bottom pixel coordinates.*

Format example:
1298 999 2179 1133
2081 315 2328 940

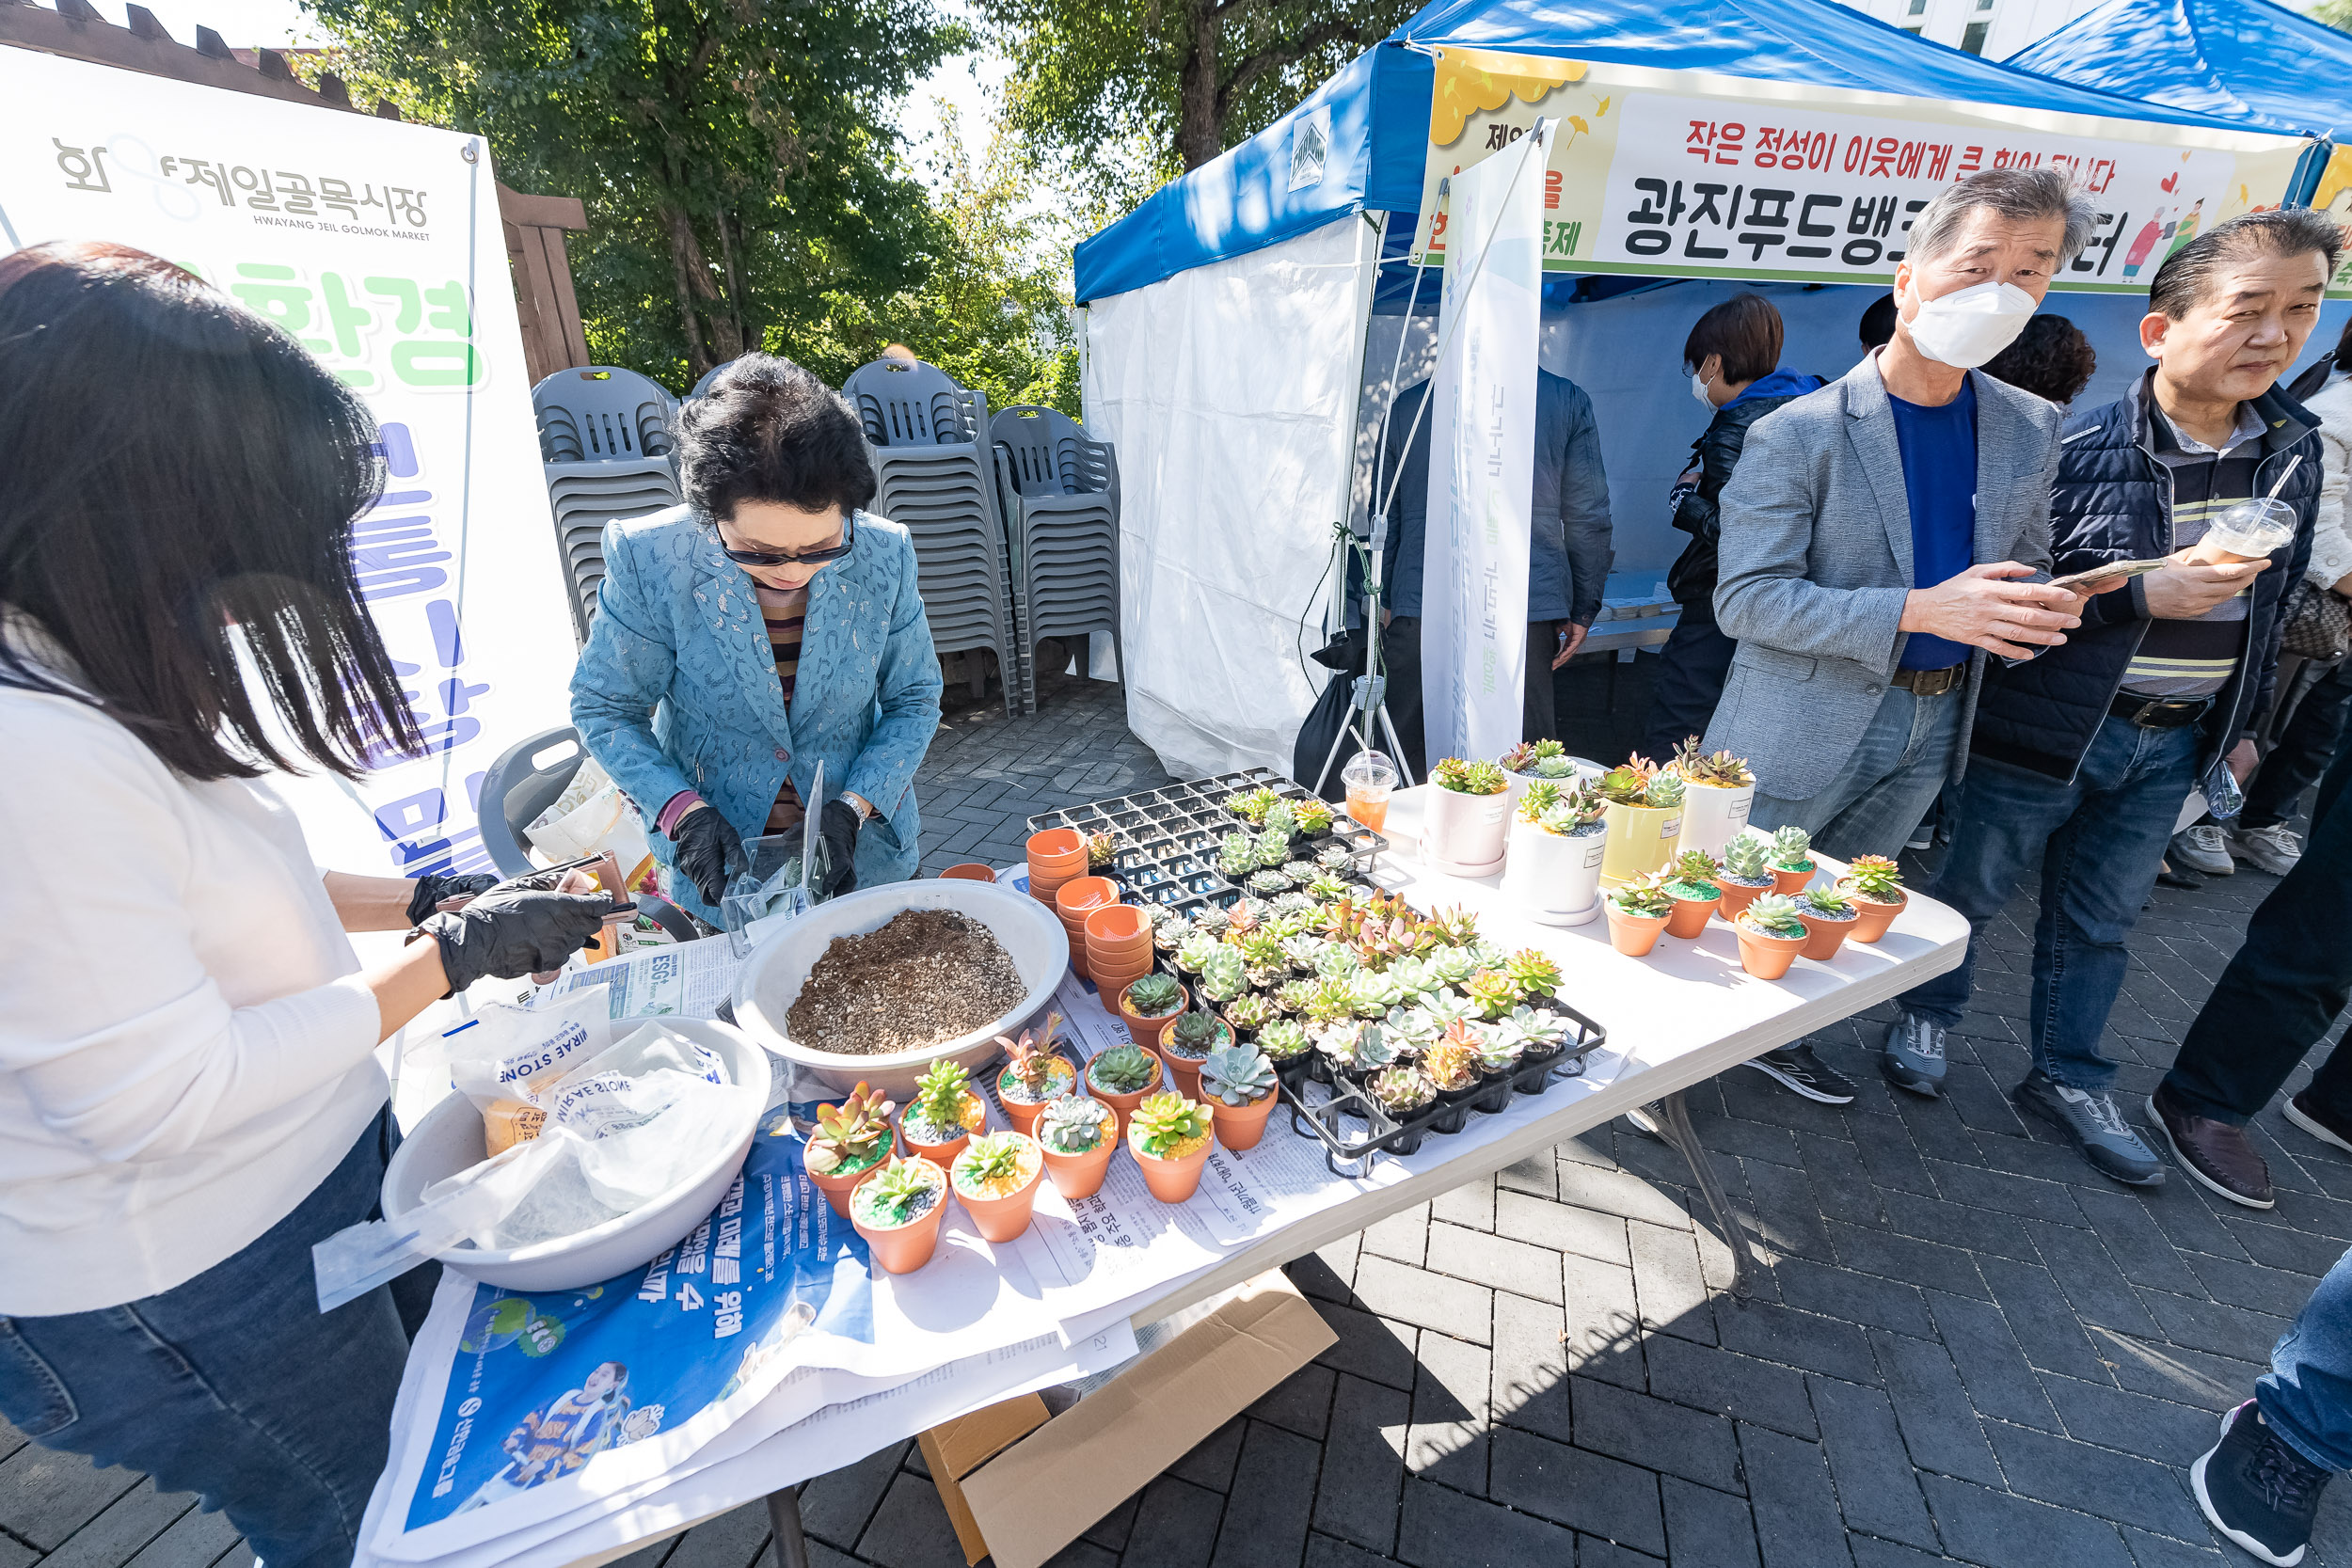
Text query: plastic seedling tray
1025 768 1390 889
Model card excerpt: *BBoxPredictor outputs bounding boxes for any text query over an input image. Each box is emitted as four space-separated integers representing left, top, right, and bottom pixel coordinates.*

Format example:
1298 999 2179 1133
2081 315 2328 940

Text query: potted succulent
803 1081 897 1217
1604 872 1677 958
1200 1042 1281 1150
899 1059 987 1167
1085 832 1119 875
1035 1094 1117 1200
1498 738 1577 807
1223 993 1277 1039
1423 757 1512 876
1226 784 1279 826
1838 854 1908 942
1152 911 1189 957
1660 848 1724 939
1158 1009 1231 1099
1195 948 1248 1011
1597 754 1687 885
1422 1025 1484 1133
949 1131 1046 1243
1768 825 1817 895
1255 1017 1315 1089
1500 1004 1572 1085
1127 1091 1216 1201
1085 1041 1163 1134
1173 930 1221 976
849 1156 950 1274
1795 883 1862 961
1715 832 1775 924
1294 797 1335 837
1217 832 1258 883
1470 1021 1525 1113
993 1014 1074 1136
1319 1018 1401 1084
1500 777 1609 927
1368 1064 1438 1151
1119 973 1188 1043
1665 738 1756 858
1735 892 1811 980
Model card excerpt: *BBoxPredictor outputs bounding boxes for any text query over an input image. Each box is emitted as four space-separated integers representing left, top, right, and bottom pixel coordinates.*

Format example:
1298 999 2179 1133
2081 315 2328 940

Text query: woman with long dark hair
0 242 617 1566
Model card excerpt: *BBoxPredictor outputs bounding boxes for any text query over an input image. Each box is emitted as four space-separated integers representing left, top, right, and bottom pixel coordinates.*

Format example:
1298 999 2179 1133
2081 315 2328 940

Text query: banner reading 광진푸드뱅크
1406 47 2314 294
0 49 580 880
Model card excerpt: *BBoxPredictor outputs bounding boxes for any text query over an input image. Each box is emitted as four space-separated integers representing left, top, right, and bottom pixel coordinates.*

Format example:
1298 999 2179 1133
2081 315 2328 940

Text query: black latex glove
418 884 621 995
672 805 744 906
404 871 501 927
818 800 861 899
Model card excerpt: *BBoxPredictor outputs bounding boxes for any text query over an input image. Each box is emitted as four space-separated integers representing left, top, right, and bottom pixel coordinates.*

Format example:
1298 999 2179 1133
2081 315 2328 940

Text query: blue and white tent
2007 0 2352 141
1077 0 2318 778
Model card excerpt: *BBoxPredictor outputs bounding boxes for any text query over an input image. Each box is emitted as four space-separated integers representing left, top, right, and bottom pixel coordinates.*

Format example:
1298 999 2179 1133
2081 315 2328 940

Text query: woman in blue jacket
570 356 942 923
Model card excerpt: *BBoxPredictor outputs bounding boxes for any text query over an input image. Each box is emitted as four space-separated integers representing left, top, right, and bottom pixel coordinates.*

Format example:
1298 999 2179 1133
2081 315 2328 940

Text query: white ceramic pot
1422 784 1512 877
1500 816 1606 926
1677 782 1756 859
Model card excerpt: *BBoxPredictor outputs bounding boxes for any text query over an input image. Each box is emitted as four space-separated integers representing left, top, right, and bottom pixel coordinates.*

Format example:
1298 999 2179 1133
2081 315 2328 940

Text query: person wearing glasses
571 355 943 924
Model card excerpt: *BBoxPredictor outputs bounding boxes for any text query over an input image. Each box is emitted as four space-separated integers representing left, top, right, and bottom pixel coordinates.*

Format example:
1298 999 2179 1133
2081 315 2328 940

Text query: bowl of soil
733 879 1070 1099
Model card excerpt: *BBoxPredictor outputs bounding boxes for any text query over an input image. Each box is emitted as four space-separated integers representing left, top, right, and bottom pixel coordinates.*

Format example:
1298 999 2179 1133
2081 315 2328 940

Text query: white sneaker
2228 822 2303 876
2171 824 2234 877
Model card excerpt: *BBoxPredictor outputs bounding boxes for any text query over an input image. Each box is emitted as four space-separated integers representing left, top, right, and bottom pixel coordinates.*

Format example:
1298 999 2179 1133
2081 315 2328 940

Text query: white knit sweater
2298 372 2352 593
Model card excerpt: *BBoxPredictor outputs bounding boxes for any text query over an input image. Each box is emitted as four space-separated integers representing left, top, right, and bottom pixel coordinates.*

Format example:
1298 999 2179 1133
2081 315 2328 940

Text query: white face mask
1902 279 2038 369
1691 370 1715 408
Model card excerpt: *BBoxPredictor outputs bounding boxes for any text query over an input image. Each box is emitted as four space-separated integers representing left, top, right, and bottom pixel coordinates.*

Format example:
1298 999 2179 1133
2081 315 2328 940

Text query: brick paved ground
9 659 2348 1568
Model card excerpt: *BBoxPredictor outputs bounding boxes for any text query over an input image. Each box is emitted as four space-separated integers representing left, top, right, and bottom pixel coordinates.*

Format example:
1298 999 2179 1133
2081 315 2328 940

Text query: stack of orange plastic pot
1053 876 1117 981
1026 828 1088 908
1082 901 1152 1017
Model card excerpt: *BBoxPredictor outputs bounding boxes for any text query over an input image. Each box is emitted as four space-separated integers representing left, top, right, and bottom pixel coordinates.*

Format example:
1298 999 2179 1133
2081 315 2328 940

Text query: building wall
1836 0 2317 59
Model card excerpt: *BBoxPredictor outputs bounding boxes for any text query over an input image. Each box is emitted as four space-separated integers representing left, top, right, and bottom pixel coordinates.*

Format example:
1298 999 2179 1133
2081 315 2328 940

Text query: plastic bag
527 756 657 895
311 1132 574 1310
444 986 612 1153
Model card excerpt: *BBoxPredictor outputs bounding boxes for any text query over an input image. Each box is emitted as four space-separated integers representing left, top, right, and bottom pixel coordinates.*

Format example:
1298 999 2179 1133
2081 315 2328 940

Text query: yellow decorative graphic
2313 145 2352 215
1430 48 1588 147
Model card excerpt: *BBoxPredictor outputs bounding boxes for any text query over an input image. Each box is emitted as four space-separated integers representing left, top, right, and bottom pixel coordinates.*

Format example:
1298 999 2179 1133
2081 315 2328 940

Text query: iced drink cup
2184 498 2296 565
1342 751 1398 831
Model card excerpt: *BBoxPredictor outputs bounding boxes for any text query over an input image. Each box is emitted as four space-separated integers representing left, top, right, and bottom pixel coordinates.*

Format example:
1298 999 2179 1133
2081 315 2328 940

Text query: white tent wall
1080 213 1379 780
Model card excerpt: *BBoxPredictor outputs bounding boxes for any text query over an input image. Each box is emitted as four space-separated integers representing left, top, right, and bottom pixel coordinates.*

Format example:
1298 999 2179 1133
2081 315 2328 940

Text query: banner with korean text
1421 122 1542 772
0 48 580 879
1407 48 2313 294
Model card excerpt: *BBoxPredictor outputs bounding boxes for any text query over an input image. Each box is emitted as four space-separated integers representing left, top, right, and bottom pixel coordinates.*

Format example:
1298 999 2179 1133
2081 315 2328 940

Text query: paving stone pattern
9 664 2349 1568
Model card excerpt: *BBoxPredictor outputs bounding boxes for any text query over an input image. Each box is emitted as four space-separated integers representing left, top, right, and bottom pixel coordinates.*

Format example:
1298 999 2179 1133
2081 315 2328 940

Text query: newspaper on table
532 937 739 1021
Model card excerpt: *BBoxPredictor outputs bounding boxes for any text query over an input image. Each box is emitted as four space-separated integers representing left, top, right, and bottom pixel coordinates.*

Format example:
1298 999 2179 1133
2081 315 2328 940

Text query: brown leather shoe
2147 1085 2275 1210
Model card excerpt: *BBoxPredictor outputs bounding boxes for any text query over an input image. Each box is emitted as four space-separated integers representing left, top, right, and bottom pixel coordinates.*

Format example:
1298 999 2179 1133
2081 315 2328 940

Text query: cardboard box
918 1271 1337 1568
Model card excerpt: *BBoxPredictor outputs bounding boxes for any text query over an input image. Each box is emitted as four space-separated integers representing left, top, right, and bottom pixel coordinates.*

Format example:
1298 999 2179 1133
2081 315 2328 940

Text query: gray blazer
1700 354 2061 800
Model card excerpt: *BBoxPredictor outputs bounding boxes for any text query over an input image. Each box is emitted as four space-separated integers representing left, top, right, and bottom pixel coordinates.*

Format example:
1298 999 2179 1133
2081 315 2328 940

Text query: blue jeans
0 1109 433 1568
1746 685 1963 863
1898 715 2201 1091
2260 1242 2352 1471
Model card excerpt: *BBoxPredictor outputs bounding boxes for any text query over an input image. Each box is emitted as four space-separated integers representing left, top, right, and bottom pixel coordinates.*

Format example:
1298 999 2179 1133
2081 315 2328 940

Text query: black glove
417 884 620 995
671 806 743 906
404 871 500 926
818 799 861 899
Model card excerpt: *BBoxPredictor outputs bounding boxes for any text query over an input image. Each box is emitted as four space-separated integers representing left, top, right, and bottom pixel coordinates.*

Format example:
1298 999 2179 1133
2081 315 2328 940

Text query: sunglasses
720 513 856 568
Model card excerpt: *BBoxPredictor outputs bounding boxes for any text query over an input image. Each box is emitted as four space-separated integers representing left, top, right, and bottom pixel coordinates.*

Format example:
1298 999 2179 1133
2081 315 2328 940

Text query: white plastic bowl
380 1015 771 1292
730 877 1070 1099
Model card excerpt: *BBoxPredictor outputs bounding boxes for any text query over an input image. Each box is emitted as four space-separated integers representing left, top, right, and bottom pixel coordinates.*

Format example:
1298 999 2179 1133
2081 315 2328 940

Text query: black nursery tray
1278 997 1611 1178
1026 768 1389 921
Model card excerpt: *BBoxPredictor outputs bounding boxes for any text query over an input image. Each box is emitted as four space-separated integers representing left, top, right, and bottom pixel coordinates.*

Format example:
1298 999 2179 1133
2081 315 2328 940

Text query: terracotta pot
1158 1018 1229 1099
1715 878 1771 924
899 1091 984 1168
1736 922 1810 980
1664 889 1721 940
1771 863 1816 896
1850 892 1905 943
1029 873 1073 908
951 1138 1045 1243
995 1061 1076 1136
850 1166 951 1274
1027 827 1085 863
1086 1061 1165 1137
1085 901 1151 950
1210 1090 1279 1151
1129 1136 1212 1202
1604 902 1670 958
1040 1134 1117 1200
938 863 997 881
807 1150 888 1218
1118 981 1188 1043
1055 877 1118 921
1798 907 1861 961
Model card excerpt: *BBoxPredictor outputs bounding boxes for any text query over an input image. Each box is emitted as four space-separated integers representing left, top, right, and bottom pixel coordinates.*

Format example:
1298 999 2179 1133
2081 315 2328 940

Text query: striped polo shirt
755 579 809 832
2122 403 2264 700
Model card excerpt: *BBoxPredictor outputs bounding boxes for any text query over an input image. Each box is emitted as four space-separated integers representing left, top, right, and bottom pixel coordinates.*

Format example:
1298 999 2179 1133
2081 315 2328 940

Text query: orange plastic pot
1158 1018 1229 1100
1850 893 1904 942
850 1164 950 1274
1086 1062 1164 1136
1056 877 1119 920
995 1060 1076 1136
1118 980 1188 1042
1605 903 1670 958
1210 1091 1279 1151
1736 922 1809 980
808 1150 888 1218
951 1138 1045 1243
1027 828 1085 863
1664 890 1720 939
1771 863 1816 896
1798 907 1860 961
1040 1134 1116 1200
899 1091 985 1168
939 863 997 881
1716 879 1771 924
1085 900 1152 950
1129 1135 1212 1202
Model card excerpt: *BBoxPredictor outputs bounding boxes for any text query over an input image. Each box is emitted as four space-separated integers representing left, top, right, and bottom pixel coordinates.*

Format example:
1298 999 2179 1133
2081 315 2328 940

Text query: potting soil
787 910 1028 1053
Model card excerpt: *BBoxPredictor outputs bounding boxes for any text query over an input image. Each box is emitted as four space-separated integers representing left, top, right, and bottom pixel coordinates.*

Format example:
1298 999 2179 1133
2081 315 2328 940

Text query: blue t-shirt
1886 378 1978 672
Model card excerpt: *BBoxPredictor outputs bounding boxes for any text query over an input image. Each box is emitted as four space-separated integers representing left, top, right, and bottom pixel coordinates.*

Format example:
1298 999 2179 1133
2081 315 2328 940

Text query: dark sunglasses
720 513 855 567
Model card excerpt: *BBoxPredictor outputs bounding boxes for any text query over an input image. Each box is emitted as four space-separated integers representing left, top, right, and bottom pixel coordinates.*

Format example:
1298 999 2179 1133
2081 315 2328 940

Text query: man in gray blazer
1702 167 2104 1107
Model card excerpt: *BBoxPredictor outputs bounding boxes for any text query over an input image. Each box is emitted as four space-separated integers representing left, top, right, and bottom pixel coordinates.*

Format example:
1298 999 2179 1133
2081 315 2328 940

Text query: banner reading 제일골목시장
0 48 580 880
1407 47 2314 293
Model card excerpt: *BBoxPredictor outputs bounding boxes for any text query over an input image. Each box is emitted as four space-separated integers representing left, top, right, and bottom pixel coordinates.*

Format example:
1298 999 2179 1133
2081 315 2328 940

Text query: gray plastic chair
844 358 984 447
987 407 1121 697
544 459 681 645
476 724 699 941
532 366 677 466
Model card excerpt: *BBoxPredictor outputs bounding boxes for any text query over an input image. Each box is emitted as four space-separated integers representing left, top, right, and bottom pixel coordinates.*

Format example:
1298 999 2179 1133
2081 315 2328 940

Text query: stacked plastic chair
532 366 681 645
991 404 1121 702
844 357 1025 719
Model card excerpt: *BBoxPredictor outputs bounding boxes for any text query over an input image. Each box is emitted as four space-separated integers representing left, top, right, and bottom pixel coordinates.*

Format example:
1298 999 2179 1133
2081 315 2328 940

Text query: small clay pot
1055 876 1119 921
1085 902 1152 963
899 1091 984 1168
1210 1090 1279 1151
807 1149 889 1218
1119 980 1188 1043
1736 921 1810 980
850 1164 951 1274
1129 1134 1212 1202
1771 863 1816 896
1158 1018 1230 1099
1849 892 1904 942
995 1060 1076 1136
938 863 996 881
951 1137 1045 1243
1028 827 1085 864
1797 906 1861 961
1605 902 1671 958
1087 1060 1164 1136
1040 1133 1117 1200
1716 878 1772 924
1664 889 1721 939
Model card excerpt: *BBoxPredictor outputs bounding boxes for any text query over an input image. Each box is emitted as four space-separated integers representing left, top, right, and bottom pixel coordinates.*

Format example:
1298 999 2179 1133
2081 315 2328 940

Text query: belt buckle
1918 665 1959 697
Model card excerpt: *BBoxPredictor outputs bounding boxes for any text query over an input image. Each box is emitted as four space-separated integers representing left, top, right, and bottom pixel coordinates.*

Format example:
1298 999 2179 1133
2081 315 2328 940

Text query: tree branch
1215 15 1368 119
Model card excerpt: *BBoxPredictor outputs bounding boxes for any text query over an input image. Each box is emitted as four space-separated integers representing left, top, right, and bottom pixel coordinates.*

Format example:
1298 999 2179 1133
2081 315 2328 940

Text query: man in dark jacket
1644 293 1822 759
1883 210 2335 1188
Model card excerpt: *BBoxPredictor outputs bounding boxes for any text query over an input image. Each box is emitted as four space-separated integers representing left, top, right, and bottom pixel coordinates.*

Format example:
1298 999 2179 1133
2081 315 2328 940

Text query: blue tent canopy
1074 0 2281 304
2006 0 2352 141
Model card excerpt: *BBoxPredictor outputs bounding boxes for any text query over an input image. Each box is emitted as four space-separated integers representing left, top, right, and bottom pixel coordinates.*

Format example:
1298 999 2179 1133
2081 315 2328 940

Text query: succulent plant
1262 797 1297 840
1149 902 1187 927
996 1013 1069 1100
1771 824 1814 870
1166 1009 1226 1058
1173 932 1221 974
1234 927 1284 969
1348 969 1395 1017
1315 840 1356 869
1432 757 1508 796
1597 754 1660 804
1038 1094 1111 1155
1280 860 1322 883
1225 900 1263 936
1645 772 1686 810
1196 948 1247 1003
1281 933 1327 971
1670 737 1755 788
1201 1043 1278 1106
1303 974 1357 1024
1740 893 1806 937
1085 832 1118 869
1841 854 1906 902
1505 948 1563 999
1227 785 1279 825
1802 884 1856 917
1152 914 1189 951
806 1081 896 1177
1295 798 1334 834
1427 946 1477 987
1608 871 1677 919
907 1059 974 1139
1383 956 1434 997
1131 974 1186 1020
954 1132 1033 1192
1218 832 1257 878
1424 1026 1482 1092
1343 1022 1401 1073
1721 832 1772 882
1272 891 1319 918
1382 1004 1443 1054
1276 977 1319 1015
1257 1018 1311 1062
1663 848 1723 902
1498 738 1565 773
1089 1042 1160 1094
1191 905 1232 937
1224 993 1275 1033
1427 905 1481 948
1315 942 1362 980
1533 753 1577 778
1518 777 1566 820
1129 1091 1213 1157
1421 990 1478 1033
1533 779 1608 836
1502 1003 1569 1052
1466 969 1521 1021
1473 1023 1525 1073
1246 868 1293 897
854 1158 943 1226
1370 1064 1437 1117
1253 830 1291 871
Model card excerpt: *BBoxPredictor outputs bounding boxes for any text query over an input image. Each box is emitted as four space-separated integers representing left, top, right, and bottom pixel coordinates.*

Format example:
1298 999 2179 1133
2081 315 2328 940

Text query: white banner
0 51 580 880
1422 122 1542 768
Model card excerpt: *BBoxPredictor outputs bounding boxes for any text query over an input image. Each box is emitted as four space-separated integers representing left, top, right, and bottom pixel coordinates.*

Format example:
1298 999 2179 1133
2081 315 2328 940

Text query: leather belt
2111 693 2215 728
1892 664 1964 696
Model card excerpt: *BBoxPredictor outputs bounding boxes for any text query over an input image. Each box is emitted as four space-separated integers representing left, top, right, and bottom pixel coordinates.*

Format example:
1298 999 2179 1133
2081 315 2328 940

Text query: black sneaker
2285 1092 2352 1157
2194 1400 2331 1565
1743 1043 1858 1105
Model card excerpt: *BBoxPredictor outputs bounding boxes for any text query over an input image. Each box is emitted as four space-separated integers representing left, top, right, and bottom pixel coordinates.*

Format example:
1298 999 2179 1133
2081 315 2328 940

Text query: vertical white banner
1422 122 1543 768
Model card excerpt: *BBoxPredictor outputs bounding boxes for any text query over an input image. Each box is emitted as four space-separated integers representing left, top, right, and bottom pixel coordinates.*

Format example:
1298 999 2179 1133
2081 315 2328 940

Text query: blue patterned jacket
569 504 942 922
